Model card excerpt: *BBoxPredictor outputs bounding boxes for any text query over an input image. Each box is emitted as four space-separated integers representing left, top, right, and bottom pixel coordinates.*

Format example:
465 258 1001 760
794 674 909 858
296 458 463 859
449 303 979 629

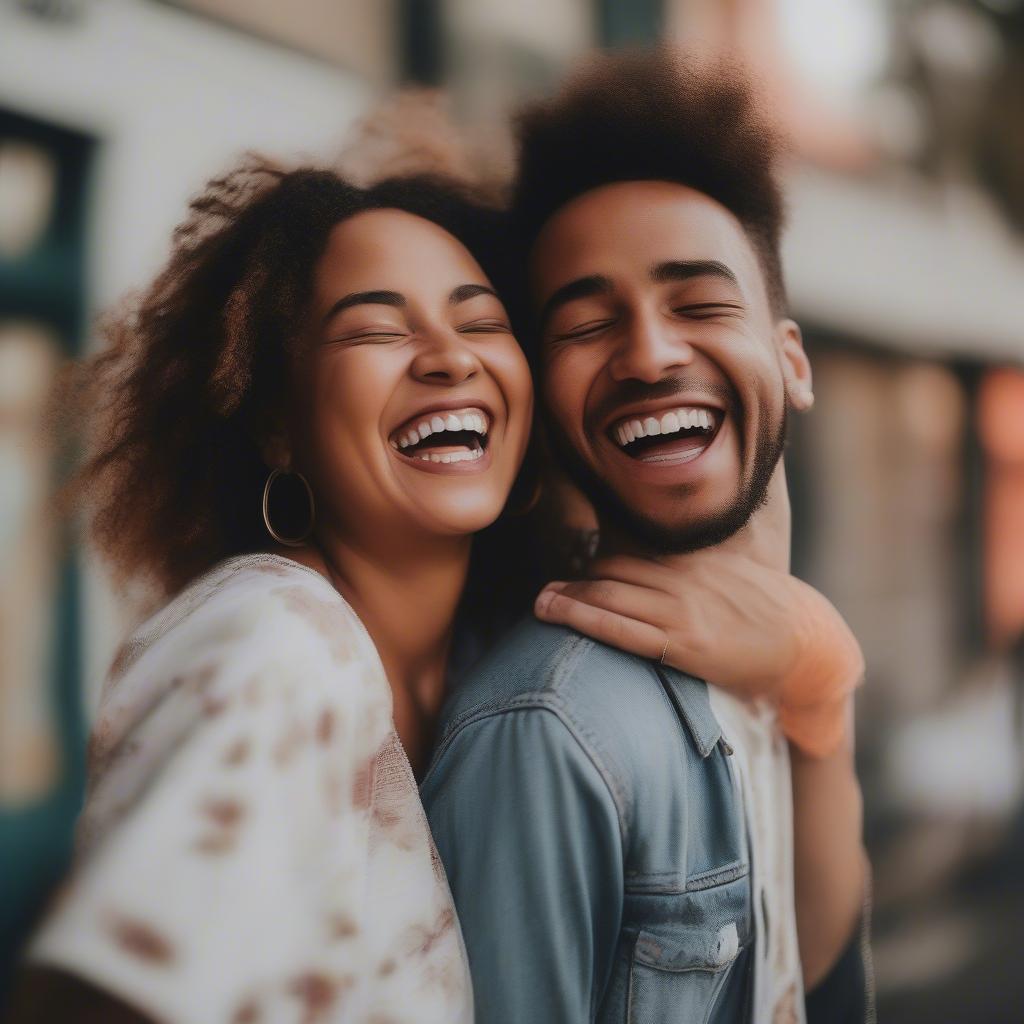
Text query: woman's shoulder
116 554 381 686
89 555 391 790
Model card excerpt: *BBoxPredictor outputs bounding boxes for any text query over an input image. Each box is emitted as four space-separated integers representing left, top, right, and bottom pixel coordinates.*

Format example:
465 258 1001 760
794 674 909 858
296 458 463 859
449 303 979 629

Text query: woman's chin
396 490 506 540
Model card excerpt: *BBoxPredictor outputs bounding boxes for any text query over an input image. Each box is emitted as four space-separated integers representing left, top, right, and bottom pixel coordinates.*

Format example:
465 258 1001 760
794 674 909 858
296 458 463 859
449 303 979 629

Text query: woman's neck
277 527 471 774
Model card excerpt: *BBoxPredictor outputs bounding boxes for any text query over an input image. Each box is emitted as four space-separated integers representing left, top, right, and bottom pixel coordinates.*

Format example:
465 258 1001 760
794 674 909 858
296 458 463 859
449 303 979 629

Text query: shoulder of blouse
99 554 392 739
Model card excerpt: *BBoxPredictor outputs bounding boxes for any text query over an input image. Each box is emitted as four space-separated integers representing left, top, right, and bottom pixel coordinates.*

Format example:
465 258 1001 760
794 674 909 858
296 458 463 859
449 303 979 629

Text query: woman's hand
533 552 864 757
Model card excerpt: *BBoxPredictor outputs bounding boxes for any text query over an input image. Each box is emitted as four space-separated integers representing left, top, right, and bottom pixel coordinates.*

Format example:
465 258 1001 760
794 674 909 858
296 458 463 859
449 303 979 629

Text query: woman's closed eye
457 318 512 335
330 325 409 344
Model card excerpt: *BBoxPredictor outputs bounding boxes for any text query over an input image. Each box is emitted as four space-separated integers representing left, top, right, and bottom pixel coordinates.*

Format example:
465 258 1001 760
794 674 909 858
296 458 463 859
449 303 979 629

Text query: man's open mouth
607 405 723 464
389 407 490 465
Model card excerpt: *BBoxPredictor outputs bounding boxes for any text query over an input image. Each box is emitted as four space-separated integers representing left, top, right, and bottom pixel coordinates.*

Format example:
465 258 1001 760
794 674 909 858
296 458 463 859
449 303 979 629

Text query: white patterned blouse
29 554 473 1024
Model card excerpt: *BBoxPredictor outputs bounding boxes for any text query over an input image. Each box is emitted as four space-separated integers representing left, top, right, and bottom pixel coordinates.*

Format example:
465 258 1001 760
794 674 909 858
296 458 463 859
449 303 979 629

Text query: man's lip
602 410 729 479
388 398 495 441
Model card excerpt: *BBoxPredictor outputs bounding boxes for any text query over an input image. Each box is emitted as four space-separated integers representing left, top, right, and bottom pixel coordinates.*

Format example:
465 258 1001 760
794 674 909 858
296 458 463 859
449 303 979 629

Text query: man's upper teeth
397 410 488 448
614 407 715 447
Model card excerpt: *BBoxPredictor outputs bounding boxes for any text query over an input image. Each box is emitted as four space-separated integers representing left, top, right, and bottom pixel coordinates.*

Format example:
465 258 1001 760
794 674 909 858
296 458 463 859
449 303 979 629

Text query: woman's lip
389 402 493 443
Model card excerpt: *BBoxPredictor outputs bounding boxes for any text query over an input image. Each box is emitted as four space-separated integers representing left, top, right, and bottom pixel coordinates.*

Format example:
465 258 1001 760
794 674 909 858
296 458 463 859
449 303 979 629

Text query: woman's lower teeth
416 448 484 464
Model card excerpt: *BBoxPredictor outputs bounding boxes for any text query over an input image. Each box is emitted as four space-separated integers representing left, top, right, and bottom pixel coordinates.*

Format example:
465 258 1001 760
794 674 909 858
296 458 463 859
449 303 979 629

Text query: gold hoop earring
262 468 315 547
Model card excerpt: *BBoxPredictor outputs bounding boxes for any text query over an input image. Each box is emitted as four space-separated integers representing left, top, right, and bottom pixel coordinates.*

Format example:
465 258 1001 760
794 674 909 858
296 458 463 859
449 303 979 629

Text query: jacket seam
623 858 748 895
424 698 631 855
429 629 586 750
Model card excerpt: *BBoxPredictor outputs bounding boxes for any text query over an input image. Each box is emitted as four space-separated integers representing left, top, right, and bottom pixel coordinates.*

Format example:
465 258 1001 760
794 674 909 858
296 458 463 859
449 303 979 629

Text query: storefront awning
784 168 1024 366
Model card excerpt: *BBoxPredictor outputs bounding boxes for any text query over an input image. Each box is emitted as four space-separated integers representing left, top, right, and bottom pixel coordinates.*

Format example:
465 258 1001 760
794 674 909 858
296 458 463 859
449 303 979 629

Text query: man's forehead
529 180 757 297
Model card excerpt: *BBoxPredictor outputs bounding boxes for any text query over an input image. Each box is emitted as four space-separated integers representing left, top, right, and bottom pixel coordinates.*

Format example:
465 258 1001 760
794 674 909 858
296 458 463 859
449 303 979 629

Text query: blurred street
2 1 1023 1018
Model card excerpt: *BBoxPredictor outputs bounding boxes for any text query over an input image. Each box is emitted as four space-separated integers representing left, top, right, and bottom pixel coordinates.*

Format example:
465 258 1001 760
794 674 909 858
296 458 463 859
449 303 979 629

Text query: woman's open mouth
607 405 723 465
389 407 490 466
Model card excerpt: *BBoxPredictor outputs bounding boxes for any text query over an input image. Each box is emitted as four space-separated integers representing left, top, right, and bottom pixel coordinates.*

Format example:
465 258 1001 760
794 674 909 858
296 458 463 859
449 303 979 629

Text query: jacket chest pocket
624 874 750 1024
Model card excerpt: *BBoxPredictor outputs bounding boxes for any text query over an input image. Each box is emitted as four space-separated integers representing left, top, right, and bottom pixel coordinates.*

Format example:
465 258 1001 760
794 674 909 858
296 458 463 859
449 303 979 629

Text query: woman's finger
589 551 752 596
534 588 667 661
587 555 680 592
537 577 687 631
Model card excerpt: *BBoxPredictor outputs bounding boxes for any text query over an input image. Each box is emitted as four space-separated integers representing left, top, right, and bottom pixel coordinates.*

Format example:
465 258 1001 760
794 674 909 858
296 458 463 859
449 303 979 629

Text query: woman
7 156 862 1023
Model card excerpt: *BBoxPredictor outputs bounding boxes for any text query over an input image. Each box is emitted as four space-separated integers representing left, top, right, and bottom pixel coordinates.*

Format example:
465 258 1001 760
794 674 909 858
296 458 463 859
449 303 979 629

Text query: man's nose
608 308 695 383
410 327 481 386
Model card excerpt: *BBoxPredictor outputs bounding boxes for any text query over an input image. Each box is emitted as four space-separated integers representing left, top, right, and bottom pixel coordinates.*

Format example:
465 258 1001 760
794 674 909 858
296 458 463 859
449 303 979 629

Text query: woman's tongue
420 441 473 456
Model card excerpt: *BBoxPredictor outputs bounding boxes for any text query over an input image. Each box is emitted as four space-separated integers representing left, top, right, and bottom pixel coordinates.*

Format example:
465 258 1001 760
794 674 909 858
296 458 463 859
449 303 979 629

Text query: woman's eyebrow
449 283 499 305
322 290 405 325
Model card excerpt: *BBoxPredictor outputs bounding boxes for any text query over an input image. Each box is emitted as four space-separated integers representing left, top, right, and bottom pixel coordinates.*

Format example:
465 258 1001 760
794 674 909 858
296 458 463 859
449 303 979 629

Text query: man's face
531 180 811 554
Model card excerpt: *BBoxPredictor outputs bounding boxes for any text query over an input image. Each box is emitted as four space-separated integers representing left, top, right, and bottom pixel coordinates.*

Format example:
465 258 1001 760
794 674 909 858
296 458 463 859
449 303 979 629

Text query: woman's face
286 208 532 548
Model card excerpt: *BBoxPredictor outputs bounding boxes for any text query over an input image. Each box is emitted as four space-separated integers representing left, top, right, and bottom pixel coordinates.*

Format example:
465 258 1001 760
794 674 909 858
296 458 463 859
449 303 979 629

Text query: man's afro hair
512 47 789 313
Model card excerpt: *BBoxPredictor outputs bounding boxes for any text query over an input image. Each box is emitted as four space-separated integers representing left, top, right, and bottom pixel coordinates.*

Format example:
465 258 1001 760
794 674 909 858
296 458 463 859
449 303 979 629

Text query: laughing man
421 50 870 1024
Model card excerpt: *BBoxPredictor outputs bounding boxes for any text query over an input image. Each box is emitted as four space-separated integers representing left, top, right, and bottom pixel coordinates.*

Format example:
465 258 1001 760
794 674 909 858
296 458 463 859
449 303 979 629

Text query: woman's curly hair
75 156 519 600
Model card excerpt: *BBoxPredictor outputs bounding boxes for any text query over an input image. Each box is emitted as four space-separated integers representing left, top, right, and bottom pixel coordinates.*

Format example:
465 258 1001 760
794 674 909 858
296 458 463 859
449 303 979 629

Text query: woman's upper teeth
395 409 488 449
613 406 716 447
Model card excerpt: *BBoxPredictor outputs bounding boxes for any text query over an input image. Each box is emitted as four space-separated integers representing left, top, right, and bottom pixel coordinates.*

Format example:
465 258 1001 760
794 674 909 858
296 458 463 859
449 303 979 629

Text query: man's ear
776 318 814 412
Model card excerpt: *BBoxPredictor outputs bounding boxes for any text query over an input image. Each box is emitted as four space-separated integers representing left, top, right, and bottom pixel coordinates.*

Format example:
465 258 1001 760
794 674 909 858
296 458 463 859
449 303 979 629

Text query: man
421 50 870 1023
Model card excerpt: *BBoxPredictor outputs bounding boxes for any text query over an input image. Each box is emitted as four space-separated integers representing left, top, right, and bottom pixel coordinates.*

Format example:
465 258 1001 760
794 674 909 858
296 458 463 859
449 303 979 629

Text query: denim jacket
421 617 754 1023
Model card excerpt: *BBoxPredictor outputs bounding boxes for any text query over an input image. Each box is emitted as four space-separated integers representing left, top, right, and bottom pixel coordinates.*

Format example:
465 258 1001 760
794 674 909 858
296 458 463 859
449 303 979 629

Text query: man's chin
549 438 758 556
595 488 762 556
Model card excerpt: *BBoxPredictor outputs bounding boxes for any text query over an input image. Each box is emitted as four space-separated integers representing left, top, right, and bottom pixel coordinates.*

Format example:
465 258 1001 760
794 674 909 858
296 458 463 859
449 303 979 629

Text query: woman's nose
410 329 481 386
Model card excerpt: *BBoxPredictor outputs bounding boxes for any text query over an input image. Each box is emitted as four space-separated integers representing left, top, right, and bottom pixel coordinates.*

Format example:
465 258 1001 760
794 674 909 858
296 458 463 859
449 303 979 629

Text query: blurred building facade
0 0 374 996
1 0 1022 1018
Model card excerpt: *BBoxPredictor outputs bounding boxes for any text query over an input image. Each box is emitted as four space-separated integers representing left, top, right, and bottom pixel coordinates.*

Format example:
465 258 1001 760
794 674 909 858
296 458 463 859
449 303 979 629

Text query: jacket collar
655 666 723 758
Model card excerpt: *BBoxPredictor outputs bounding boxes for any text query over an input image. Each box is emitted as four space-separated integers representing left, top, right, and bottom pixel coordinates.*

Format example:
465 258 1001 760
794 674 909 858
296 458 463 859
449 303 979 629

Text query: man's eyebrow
539 275 614 329
449 283 499 305
650 260 740 288
322 290 405 325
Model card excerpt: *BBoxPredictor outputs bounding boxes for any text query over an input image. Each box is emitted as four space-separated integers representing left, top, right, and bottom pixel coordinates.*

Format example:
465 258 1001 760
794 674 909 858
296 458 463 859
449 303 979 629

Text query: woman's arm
790 708 868 990
4 966 155 1024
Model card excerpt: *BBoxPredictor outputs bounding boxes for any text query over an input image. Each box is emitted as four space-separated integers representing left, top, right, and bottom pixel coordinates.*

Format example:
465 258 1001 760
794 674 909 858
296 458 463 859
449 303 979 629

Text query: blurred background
1 0 1022 1019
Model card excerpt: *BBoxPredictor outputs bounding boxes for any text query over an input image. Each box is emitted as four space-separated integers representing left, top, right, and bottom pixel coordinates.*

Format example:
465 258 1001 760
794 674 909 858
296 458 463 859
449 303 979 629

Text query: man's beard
544 390 788 557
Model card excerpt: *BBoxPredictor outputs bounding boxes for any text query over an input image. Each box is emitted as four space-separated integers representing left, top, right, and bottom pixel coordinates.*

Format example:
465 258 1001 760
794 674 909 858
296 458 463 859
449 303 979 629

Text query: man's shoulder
428 617 727 850
437 616 718 770
441 617 651 728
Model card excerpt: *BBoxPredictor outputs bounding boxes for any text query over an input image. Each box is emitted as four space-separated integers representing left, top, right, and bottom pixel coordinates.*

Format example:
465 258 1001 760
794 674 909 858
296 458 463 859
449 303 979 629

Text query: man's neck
597 463 793 574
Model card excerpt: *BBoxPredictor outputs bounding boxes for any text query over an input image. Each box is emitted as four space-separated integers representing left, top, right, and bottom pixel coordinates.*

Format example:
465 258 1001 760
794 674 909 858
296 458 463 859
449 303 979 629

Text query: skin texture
533 181 810 553
269 209 533 773
528 179 865 990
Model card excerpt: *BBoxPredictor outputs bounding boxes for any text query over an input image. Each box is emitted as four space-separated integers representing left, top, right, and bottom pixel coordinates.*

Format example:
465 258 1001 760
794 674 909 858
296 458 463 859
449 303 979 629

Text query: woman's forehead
320 208 480 278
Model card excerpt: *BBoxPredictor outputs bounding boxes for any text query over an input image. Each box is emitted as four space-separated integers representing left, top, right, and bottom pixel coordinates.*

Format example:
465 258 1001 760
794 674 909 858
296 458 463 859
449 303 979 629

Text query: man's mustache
590 375 739 430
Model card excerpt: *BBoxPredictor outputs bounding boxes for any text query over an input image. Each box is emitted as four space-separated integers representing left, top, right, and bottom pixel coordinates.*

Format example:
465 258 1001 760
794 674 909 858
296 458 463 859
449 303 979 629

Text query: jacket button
713 922 739 966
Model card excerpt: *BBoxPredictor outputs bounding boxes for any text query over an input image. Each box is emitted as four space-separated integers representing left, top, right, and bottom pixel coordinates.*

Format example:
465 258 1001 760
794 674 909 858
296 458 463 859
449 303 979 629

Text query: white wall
785 167 1024 365
0 0 375 709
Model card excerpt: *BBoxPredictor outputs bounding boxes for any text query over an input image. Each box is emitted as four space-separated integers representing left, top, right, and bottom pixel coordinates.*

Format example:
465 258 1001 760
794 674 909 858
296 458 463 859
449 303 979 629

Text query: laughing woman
10 161 531 1023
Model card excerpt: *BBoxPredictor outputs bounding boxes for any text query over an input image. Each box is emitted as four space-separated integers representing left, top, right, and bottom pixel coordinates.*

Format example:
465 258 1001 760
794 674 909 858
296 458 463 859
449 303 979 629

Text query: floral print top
29 554 473 1024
